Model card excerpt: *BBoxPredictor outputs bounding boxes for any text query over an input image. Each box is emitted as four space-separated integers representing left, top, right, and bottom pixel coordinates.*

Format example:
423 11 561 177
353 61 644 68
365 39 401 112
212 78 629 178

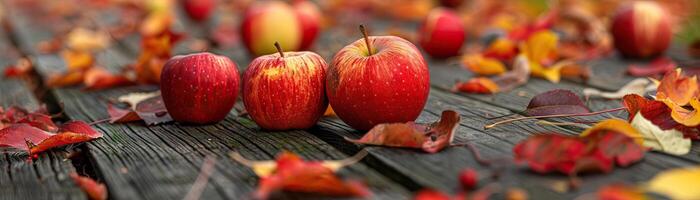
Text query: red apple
242 43 328 130
611 1 671 58
241 1 302 56
160 52 240 124
327 26 430 130
418 8 466 58
182 0 215 22
293 0 321 50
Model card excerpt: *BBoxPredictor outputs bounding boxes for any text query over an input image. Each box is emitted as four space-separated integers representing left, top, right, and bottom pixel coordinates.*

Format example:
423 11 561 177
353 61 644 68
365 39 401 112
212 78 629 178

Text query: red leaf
458 168 478 190
514 128 645 175
0 124 52 151
30 121 103 155
626 57 676 77
345 110 461 153
622 94 651 120
70 173 108 200
3 58 32 78
107 93 172 125
1 106 57 132
525 89 590 116
413 189 452 200
252 152 370 199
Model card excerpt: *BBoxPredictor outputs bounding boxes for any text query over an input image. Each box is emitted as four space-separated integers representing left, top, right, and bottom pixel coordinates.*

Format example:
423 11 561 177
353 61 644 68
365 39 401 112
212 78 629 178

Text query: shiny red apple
182 0 215 22
161 52 240 124
418 8 466 58
241 1 302 56
242 43 328 130
293 0 321 50
327 26 430 130
611 1 671 58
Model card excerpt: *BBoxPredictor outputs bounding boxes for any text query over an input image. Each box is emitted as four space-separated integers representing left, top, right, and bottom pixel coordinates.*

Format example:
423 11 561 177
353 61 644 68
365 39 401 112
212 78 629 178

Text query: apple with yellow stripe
327 25 430 130
241 0 322 56
419 8 465 58
242 42 328 130
611 1 671 58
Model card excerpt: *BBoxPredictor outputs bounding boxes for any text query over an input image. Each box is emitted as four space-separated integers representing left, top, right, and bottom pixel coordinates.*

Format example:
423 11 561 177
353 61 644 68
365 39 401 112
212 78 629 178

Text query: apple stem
359 25 372 56
274 42 284 58
483 107 626 129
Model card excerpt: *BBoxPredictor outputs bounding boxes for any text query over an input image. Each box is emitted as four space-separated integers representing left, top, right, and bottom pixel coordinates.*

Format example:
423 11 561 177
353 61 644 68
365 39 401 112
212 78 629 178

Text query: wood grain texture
0 20 86 199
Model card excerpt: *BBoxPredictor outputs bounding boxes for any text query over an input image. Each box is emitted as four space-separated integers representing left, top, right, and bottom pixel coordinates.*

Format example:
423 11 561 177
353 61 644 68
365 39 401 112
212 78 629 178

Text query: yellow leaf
656 69 698 106
61 50 94 71
580 119 644 145
662 98 700 127
647 166 700 199
462 54 506 76
66 28 110 52
630 112 691 155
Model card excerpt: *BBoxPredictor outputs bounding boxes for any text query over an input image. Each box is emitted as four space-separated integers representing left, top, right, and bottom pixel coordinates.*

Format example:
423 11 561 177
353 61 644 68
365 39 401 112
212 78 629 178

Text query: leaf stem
359 25 372 56
484 107 625 129
274 42 284 58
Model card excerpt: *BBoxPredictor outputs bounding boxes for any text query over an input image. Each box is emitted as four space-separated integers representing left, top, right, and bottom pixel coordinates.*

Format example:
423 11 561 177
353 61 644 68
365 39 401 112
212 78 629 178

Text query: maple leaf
70 173 108 200
345 110 461 153
229 150 370 199
514 119 646 175
626 57 676 77
106 91 172 125
525 89 590 116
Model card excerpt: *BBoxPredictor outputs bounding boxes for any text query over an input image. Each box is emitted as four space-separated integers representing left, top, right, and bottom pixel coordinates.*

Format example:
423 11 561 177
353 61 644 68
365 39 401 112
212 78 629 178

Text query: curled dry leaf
454 55 530 94
525 89 590 116
345 110 461 153
623 94 700 140
583 78 655 99
229 150 370 199
70 173 108 200
626 57 676 77
0 121 102 155
514 119 646 175
107 91 172 125
647 166 700 200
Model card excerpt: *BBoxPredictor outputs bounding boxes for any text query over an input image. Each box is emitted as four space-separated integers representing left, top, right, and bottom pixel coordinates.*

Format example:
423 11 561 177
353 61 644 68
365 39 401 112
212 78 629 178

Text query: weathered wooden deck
1 1 698 200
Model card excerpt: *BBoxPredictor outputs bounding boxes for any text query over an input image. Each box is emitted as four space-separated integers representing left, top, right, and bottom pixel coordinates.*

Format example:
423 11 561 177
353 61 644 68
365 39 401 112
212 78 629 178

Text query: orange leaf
580 119 644 145
461 54 507 76
483 37 518 61
83 67 134 90
345 110 460 153
62 50 94 71
656 69 698 106
661 98 700 127
454 78 500 94
46 71 85 87
70 173 108 200
230 151 371 199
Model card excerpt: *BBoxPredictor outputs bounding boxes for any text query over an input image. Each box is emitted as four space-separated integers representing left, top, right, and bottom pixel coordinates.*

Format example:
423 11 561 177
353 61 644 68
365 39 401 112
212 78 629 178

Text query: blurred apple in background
293 0 321 50
182 0 215 22
241 1 301 56
242 42 328 130
327 26 430 130
419 8 466 58
161 52 240 124
611 1 671 58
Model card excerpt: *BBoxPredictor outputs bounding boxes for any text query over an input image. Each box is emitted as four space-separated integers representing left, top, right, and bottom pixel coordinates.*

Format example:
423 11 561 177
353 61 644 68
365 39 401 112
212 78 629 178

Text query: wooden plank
6 4 411 199
0 18 86 199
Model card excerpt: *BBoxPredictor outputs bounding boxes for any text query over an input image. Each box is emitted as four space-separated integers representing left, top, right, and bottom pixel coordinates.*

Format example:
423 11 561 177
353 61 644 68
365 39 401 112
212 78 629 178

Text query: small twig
484 107 625 129
452 142 511 166
183 155 217 200
88 118 111 126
